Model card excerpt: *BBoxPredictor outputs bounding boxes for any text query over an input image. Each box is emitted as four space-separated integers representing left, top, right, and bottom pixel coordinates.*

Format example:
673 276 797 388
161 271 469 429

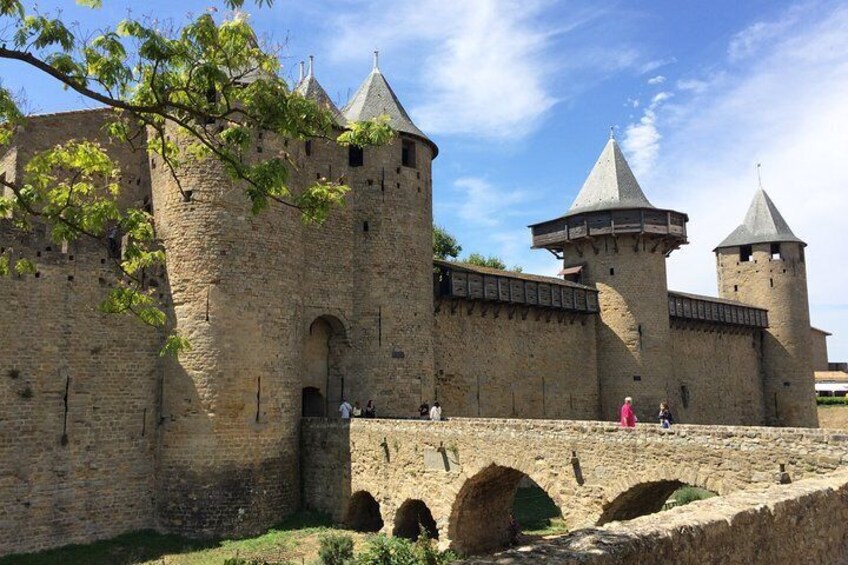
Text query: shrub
354 534 457 565
817 396 848 406
319 533 355 565
673 486 716 506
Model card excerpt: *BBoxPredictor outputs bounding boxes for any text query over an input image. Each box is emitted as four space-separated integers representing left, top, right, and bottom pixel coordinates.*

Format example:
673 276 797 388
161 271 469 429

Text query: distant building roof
342 54 437 156
716 188 805 249
566 137 654 217
811 326 833 336
815 371 848 383
668 290 768 311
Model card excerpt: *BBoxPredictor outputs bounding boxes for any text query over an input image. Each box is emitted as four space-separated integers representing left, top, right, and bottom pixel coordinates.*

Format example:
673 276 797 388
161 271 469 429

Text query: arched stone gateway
393 499 439 540
448 464 559 555
303 316 349 417
597 480 716 524
345 491 383 532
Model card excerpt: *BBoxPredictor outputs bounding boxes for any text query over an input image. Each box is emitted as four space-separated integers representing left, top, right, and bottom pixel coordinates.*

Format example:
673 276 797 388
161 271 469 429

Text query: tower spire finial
609 125 615 140
757 162 763 189
307 55 314 78
298 60 304 82
373 50 379 71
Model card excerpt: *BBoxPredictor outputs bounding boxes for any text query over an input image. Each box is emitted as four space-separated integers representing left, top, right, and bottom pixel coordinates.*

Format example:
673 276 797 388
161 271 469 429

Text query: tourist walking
658 402 673 428
620 397 637 428
352 401 362 418
418 401 430 419
430 401 442 421
364 399 376 418
339 398 352 420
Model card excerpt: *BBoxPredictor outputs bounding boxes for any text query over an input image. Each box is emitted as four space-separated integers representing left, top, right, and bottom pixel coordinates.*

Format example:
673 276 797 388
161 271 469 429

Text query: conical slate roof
716 188 805 249
566 137 654 217
294 59 345 125
342 57 436 155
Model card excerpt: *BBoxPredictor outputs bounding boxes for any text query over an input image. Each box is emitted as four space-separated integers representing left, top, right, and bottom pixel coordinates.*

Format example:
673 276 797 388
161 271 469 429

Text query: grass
663 486 716 511
818 404 848 429
511 486 568 537
0 511 369 565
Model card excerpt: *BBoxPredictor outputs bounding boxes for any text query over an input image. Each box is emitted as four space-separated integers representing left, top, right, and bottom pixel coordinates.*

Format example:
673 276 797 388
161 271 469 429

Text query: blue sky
1 0 846 360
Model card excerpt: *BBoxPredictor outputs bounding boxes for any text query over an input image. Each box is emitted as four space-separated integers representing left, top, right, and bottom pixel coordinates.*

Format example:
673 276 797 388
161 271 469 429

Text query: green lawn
511 486 568 537
0 511 357 565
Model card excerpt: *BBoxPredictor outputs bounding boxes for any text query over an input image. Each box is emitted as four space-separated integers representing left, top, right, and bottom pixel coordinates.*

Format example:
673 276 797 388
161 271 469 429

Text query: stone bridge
301 418 848 555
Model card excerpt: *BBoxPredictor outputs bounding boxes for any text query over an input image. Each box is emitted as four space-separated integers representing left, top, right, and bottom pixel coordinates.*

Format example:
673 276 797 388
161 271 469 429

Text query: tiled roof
566 137 653 217
342 62 437 155
294 58 345 125
716 188 805 249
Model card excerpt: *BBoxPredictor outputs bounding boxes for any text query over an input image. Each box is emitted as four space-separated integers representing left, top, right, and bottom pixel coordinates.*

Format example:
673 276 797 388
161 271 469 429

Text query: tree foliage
0 0 393 355
433 224 461 260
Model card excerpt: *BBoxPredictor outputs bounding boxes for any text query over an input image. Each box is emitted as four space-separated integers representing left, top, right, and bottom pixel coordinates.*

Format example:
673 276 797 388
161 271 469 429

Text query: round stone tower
715 188 817 427
150 120 307 537
530 135 688 422
340 53 437 415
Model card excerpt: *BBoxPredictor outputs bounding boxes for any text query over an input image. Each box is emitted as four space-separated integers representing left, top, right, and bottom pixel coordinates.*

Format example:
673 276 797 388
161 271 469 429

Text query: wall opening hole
345 491 383 532
305 140 313 156
740 245 752 262
402 139 417 168
348 146 364 167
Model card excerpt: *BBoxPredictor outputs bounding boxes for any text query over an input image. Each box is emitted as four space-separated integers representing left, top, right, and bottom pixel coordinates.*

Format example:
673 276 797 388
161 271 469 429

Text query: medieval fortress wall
0 62 826 557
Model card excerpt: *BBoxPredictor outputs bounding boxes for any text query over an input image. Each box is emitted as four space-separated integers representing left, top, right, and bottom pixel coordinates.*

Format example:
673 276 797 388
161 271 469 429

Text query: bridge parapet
302 418 848 554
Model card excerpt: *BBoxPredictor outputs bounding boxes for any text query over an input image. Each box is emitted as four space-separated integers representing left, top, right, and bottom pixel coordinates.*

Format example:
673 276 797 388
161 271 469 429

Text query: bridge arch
448 464 561 555
345 490 383 532
598 479 719 525
393 499 439 540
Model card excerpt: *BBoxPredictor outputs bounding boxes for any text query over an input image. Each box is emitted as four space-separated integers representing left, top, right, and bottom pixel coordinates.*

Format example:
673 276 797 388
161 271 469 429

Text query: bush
817 396 848 406
353 534 457 565
673 486 716 507
319 533 355 565
223 558 286 565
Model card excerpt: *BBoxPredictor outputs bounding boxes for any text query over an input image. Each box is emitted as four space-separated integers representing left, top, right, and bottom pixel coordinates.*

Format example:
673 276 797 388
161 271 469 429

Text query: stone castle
0 58 823 556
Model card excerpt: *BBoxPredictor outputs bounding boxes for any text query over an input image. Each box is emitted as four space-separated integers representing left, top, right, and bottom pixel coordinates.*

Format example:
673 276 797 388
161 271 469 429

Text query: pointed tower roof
566 136 654 217
716 188 805 249
294 56 345 125
342 52 437 156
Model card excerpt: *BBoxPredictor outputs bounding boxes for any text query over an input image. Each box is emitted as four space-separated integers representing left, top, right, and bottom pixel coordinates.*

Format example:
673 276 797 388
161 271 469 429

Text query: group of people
339 398 376 420
620 397 674 428
417 401 442 421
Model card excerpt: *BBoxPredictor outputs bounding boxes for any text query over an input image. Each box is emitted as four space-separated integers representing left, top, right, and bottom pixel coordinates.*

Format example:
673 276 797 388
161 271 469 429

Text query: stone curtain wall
0 230 161 557
301 418 848 553
432 308 599 420
669 326 766 425
0 112 161 557
464 470 848 564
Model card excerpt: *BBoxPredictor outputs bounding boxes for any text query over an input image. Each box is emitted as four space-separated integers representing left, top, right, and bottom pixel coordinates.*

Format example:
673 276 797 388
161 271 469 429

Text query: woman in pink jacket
620 397 637 427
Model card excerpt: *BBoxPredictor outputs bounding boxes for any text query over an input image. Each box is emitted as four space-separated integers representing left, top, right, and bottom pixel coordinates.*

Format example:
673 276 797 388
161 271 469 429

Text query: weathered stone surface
464 470 848 564
302 418 848 554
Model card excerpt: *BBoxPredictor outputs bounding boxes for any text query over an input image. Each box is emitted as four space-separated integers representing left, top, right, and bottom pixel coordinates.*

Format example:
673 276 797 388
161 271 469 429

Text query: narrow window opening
305 140 313 156
734 284 738 292
740 245 752 262
770 242 781 260
680 385 690 408
256 146 263 153
609 267 615 276
401 140 417 168
769 278 774 288
348 146 364 167
363 221 369 232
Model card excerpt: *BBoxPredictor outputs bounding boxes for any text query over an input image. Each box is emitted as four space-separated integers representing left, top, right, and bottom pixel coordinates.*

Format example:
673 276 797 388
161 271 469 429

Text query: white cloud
727 11 799 61
639 57 677 74
324 0 636 140
453 177 528 227
646 1 848 359
647 75 666 85
621 91 672 177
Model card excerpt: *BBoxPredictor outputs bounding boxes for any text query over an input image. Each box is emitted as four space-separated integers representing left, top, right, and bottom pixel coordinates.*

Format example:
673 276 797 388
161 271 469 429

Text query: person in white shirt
339 398 352 419
429 401 442 421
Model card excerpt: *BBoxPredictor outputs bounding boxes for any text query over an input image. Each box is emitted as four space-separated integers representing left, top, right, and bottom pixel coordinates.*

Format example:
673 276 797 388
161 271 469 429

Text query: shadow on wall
447 464 563 555
393 499 439 540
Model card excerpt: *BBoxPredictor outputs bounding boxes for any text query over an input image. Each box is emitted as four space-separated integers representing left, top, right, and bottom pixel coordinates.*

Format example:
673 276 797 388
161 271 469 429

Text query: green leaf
0 254 9 276
160 332 191 357
76 0 102 7
14 258 36 275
